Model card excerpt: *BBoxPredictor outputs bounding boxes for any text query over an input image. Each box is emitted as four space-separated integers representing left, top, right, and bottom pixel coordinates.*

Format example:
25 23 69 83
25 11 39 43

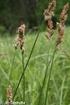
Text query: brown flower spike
44 0 56 39
6 85 13 105
56 3 69 46
15 23 26 51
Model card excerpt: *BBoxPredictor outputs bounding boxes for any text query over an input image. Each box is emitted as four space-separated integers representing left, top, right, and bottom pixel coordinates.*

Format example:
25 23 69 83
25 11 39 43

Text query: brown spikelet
60 3 69 24
6 85 13 105
56 3 69 46
44 0 56 39
15 24 25 52
48 0 56 11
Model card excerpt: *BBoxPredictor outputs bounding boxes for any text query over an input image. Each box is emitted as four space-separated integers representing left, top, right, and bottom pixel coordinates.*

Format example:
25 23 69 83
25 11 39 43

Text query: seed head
15 23 26 51
7 85 13 105
56 3 69 46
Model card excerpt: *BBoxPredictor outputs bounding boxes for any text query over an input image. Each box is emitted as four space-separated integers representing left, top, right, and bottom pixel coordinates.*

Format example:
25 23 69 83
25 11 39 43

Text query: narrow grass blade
44 46 57 105
60 76 66 105
13 32 40 100
21 51 25 102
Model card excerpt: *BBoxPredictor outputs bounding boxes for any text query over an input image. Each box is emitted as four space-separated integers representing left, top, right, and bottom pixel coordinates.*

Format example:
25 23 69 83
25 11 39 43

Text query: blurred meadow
0 0 70 105
0 27 70 105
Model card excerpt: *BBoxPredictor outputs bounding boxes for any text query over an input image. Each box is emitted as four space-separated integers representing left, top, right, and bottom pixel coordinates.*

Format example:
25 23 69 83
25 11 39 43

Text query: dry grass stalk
15 23 26 52
44 0 56 39
6 85 13 105
56 3 69 46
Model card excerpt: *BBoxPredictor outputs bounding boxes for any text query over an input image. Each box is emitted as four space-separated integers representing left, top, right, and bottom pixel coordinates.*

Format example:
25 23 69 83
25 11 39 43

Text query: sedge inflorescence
15 23 26 52
43 0 56 39
56 3 69 46
6 85 13 105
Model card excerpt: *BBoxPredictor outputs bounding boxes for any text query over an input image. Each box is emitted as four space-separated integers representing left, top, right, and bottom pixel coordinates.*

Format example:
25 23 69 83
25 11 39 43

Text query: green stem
13 32 40 100
60 76 66 105
37 52 50 105
44 45 57 105
22 51 25 102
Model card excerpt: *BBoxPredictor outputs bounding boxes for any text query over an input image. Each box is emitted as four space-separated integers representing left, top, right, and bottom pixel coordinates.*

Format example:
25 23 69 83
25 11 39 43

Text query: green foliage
0 26 6 34
0 27 70 104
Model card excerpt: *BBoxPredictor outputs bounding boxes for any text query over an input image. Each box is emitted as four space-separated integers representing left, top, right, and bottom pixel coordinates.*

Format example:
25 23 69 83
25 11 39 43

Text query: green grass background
0 27 70 105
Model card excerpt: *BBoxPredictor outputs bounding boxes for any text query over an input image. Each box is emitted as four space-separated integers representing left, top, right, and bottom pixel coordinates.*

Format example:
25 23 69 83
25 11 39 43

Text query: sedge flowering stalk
13 31 40 100
56 3 69 46
15 23 26 101
43 0 57 39
6 85 13 105
44 3 70 105
15 23 26 52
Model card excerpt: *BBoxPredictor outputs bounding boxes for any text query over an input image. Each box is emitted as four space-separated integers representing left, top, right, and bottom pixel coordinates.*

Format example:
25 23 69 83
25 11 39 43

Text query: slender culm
13 31 40 100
